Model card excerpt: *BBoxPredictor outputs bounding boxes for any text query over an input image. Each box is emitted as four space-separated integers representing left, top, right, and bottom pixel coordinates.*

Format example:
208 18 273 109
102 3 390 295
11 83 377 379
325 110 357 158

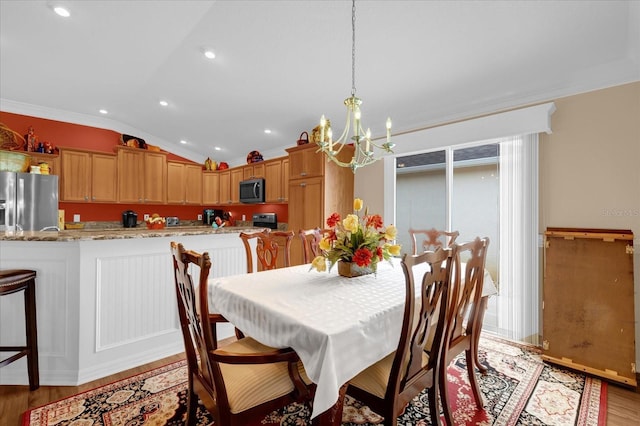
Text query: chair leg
25 280 39 390
428 383 442 426
465 349 484 408
434 365 454 426
186 376 198 426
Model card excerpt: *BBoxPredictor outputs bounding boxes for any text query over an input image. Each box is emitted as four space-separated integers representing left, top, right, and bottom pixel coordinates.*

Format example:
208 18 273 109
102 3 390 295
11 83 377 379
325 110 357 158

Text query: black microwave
239 178 265 204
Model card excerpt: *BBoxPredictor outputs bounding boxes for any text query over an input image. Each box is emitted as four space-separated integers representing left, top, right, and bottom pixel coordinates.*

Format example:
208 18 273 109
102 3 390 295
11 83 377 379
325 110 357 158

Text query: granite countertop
0 226 266 242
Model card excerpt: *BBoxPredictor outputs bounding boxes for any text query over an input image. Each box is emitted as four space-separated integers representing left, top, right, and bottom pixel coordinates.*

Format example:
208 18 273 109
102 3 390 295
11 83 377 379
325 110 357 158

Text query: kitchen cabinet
29 152 59 176
286 144 354 265
116 146 167 204
202 171 220 204
230 168 243 204
219 170 231 205
264 157 288 203
243 162 265 180
289 146 323 179
59 148 117 202
167 161 203 205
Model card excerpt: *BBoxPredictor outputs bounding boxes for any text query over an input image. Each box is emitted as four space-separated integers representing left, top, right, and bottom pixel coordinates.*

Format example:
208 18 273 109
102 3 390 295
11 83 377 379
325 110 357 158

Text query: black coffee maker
203 209 225 226
122 210 138 228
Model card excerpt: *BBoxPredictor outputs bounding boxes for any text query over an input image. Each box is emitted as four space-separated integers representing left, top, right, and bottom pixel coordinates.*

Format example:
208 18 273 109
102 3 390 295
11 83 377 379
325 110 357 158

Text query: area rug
22 335 607 425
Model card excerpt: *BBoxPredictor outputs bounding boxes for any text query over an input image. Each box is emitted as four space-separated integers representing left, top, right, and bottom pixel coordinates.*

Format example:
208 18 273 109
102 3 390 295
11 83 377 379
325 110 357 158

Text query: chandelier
316 0 394 173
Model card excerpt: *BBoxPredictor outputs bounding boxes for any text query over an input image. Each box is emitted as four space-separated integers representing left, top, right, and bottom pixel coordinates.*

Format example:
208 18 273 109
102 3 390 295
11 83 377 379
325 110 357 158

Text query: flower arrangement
311 198 401 274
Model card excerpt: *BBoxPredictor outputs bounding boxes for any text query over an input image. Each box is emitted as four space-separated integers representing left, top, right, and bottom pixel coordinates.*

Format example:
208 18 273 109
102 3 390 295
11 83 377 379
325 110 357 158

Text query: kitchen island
0 226 260 386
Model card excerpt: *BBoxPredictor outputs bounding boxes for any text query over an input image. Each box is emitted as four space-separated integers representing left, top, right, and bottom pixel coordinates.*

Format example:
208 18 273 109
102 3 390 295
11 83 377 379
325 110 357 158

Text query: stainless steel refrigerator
0 171 59 231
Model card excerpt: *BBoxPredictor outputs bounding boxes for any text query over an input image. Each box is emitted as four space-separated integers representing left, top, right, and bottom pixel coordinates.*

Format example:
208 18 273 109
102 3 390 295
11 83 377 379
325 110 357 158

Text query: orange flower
353 247 373 267
366 214 383 229
327 213 341 228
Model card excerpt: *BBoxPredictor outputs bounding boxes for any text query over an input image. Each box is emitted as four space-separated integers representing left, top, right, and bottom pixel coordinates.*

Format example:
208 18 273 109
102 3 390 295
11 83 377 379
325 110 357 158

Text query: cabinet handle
300 183 306 187
300 172 307 177
92 196 96 201
84 195 89 201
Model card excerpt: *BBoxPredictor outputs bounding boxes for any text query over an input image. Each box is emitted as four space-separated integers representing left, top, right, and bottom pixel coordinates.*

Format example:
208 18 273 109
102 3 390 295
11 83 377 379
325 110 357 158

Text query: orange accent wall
2 111 288 224
0 111 192 161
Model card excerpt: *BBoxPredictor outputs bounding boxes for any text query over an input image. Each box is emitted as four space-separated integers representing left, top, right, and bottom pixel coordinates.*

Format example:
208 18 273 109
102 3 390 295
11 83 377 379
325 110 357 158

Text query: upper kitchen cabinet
218 169 231 205
202 171 220 205
230 168 243 204
116 146 166 204
264 157 288 203
167 161 203 205
59 148 117 202
286 144 354 265
289 146 323 179
243 162 265 180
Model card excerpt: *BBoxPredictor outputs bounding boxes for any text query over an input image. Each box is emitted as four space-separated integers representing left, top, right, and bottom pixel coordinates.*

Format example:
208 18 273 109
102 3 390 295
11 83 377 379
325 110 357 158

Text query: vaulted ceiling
1 1 638 166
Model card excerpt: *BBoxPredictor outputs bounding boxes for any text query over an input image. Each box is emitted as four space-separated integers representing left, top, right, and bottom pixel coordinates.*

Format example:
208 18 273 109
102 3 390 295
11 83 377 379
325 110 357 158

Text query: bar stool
0 269 39 390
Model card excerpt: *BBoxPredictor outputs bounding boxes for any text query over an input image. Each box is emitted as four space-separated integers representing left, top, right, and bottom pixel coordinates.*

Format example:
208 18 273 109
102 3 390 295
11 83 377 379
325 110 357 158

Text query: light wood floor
1 354 639 426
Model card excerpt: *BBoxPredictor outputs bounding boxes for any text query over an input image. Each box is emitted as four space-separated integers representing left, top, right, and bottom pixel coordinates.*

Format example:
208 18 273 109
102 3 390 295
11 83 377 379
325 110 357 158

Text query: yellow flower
342 214 360 233
388 244 401 256
353 198 363 211
311 256 327 272
384 225 398 240
319 238 331 251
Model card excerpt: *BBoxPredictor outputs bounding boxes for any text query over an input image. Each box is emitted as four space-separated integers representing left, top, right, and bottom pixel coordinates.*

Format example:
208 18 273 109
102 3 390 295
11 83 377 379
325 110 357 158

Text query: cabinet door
219 170 231 204
265 159 283 203
144 152 166 203
91 153 117 202
282 158 289 202
60 150 91 202
118 149 143 203
288 176 323 264
243 163 266 180
184 164 203 204
230 168 243 204
202 172 220 204
166 162 185 204
289 147 323 179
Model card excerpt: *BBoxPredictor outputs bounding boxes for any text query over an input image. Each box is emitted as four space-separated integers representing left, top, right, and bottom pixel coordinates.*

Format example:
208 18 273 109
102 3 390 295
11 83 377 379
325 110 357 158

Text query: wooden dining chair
239 230 294 272
346 246 456 426
170 241 314 426
409 228 459 255
439 237 490 423
298 228 333 264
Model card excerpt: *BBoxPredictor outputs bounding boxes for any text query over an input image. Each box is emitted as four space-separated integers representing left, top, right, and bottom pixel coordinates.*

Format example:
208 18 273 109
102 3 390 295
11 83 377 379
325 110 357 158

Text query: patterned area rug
22 335 607 425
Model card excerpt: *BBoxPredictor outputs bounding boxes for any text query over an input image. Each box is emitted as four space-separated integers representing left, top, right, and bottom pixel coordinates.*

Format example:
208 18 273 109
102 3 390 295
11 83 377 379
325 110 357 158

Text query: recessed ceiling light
264 129 272 134
203 50 215 59
53 6 70 17
214 147 221 151
180 140 187 144
99 109 108 114
159 100 168 107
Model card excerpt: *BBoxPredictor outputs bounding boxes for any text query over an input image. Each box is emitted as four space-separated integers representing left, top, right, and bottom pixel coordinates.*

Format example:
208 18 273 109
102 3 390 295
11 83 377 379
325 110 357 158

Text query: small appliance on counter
122 210 138 228
166 216 180 227
252 213 278 230
203 209 225 226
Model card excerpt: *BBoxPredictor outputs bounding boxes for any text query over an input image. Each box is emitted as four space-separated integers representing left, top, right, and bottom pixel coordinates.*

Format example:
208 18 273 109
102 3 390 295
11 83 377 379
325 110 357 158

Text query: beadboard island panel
0 231 254 386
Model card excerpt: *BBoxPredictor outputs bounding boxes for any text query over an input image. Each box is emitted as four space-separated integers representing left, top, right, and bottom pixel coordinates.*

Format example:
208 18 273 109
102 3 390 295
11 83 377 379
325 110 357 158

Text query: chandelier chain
351 0 356 97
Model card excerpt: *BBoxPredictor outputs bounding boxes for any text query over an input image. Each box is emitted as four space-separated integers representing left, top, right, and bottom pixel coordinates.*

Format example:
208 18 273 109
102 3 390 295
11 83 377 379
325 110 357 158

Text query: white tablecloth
208 258 496 418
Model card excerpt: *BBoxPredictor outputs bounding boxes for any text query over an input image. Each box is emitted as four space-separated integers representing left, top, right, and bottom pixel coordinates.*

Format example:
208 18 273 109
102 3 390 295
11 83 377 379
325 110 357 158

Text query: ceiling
1 0 638 166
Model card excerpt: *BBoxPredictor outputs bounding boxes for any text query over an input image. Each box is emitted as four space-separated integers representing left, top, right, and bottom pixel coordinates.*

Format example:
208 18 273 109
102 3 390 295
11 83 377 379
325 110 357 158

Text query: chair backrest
390 246 456 403
409 228 459 255
239 230 294 272
170 242 217 392
447 237 489 347
298 228 324 264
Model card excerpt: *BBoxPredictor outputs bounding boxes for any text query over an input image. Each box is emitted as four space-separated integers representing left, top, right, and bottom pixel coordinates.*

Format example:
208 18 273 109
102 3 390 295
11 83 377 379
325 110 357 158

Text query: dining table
208 257 497 425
